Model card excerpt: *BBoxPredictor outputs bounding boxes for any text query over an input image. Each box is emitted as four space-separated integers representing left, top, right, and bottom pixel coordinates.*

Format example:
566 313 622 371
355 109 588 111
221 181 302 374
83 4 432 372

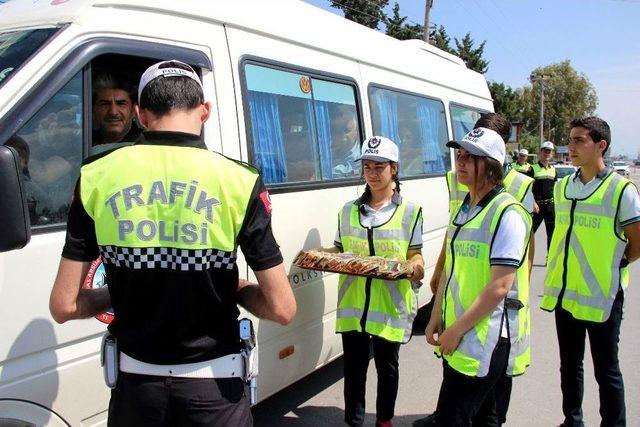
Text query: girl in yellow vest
321 136 424 427
417 128 532 427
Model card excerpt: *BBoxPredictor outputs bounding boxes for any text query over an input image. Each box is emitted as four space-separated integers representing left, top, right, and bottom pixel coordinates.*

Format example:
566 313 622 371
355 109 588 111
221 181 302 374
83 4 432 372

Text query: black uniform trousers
108 372 252 427
341 331 400 426
555 289 625 427
431 338 510 427
533 200 555 250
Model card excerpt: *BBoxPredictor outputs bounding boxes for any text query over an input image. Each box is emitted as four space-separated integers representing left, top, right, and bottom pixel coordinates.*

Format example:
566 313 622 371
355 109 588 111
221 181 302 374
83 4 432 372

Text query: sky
302 0 640 158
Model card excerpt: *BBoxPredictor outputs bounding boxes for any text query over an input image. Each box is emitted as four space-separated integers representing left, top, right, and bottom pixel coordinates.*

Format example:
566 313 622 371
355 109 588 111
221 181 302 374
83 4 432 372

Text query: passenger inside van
91 72 141 149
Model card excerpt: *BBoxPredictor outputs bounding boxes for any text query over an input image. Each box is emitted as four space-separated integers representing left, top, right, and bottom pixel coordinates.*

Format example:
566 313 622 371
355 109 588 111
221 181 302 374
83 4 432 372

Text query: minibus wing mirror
0 145 31 252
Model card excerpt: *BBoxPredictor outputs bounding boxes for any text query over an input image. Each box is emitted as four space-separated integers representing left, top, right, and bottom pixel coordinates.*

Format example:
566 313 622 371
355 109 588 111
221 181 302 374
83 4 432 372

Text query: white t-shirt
564 168 640 229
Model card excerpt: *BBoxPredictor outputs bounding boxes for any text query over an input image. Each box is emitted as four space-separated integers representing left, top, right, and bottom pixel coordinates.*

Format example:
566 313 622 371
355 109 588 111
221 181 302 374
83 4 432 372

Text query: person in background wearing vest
320 136 424 427
541 116 640 427
532 141 557 251
511 148 534 177
49 60 296 426
416 127 532 427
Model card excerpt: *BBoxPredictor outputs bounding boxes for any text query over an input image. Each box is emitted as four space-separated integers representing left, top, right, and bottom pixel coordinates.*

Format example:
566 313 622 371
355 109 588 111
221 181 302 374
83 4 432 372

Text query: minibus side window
244 64 361 185
450 105 483 140
370 86 449 177
3 72 83 228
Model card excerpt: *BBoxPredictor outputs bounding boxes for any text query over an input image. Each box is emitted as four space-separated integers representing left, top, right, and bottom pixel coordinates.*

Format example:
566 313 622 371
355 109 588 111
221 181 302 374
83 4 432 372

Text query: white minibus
0 0 492 424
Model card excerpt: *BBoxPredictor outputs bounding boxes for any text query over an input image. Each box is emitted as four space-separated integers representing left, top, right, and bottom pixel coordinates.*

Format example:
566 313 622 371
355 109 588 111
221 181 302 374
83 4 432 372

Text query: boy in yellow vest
541 116 640 427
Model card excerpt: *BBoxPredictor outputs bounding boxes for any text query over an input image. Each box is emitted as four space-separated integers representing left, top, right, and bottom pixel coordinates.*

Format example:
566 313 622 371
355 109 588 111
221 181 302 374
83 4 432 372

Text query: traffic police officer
532 140 557 250
50 60 296 426
541 117 640 427
424 127 532 426
510 148 534 176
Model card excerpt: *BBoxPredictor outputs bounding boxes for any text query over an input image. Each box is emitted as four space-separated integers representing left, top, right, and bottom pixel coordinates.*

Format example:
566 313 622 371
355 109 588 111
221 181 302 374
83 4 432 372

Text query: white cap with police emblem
518 148 529 156
138 60 203 103
358 136 399 163
446 127 506 164
541 141 555 150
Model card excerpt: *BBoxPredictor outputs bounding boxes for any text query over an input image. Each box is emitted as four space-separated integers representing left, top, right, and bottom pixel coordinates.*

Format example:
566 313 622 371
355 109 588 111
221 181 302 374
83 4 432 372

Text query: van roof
0 0 490 100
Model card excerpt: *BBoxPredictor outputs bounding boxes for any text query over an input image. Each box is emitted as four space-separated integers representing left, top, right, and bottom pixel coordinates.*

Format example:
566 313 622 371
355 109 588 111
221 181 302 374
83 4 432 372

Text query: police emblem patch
82 258 114 324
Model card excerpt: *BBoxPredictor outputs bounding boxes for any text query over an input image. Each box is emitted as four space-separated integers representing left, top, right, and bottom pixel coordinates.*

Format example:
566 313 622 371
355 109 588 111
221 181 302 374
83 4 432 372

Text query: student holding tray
320 136 424 427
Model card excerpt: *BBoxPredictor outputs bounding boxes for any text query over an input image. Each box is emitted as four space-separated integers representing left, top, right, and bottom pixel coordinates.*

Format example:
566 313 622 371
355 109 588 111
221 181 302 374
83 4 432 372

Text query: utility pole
423 0 433 43
531 72 546 146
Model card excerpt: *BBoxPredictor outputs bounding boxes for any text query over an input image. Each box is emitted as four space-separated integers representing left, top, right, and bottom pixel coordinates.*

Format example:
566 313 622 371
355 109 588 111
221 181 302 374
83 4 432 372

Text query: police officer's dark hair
359 161 401 216
570 116 611 155
475 113 511 143
139 61 204 117
93 73 137 106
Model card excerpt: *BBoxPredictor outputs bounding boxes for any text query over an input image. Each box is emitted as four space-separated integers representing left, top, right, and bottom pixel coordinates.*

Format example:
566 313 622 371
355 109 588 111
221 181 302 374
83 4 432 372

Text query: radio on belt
239 318 258 404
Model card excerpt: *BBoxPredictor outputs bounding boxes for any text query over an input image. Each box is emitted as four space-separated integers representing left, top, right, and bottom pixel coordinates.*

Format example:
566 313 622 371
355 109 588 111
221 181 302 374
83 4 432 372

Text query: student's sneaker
375 420 393 427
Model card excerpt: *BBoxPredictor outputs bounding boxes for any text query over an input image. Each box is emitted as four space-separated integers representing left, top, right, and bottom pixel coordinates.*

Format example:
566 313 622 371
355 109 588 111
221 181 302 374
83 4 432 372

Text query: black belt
536 198 554 204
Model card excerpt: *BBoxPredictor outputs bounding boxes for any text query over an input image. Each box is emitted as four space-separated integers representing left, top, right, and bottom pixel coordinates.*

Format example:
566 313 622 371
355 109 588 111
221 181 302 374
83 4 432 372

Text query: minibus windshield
0 28 58 89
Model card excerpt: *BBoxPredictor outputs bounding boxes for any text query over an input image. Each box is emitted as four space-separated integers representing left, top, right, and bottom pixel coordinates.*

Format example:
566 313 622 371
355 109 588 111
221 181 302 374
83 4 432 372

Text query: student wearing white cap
50 60 296 425
510 148 534 177
319 136 424 427
416 128 532 426
532 141 558 250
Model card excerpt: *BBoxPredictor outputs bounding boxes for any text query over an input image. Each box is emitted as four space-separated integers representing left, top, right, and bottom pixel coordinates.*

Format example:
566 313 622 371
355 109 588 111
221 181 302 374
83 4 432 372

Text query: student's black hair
359 162 401 216
139 61 204 117
569 116 611 155
475 113 511 143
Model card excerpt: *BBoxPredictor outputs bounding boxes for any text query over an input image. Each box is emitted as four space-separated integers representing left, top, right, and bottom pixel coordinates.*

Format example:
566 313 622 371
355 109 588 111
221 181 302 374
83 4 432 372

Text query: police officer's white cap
138 60 203 103
518 148 529 156
447 127 506 165
541 141 555 150
357 136 399 163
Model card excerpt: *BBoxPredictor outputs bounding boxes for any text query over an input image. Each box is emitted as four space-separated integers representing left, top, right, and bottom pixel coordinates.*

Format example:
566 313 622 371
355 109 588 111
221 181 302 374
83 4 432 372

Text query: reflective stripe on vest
532 163 556 180
442 191 532 377
446 170 469 216
503 169 534 204
80 145 257 256
541 172 630 322
336 200 421 343
511 162 531 173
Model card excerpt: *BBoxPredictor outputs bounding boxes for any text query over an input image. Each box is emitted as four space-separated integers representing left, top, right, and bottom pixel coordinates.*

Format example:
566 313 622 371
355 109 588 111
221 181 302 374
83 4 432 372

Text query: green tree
453 33 489 74
429 25 454 53
330 0 389 30
521 60 598 148
385 3 423 40
488 81 523 123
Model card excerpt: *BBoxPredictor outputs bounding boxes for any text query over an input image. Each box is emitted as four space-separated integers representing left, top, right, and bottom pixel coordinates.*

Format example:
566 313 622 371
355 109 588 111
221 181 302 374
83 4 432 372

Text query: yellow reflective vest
336 197 422 343
511 161 532 174
447 169 533 213
442 191 532 377
80 144 257 255
541 172 632 322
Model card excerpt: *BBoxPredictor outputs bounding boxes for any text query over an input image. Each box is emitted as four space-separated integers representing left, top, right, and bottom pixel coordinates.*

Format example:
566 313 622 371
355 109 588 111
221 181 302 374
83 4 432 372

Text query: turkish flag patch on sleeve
259 190 273 214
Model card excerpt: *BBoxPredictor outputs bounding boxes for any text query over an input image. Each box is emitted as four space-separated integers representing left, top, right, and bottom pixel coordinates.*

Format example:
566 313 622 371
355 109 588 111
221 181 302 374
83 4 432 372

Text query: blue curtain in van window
311 100 333 179
454 119 472 141
374 91 401 145
248 91 287 184
417 101 445 174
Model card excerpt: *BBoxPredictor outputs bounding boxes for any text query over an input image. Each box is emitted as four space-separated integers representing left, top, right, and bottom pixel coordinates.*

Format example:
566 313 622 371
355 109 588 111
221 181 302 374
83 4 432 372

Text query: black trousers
108 372 252 427
433 338 510 427
533 200 555 250
555 290 625 427
341 332 400 426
